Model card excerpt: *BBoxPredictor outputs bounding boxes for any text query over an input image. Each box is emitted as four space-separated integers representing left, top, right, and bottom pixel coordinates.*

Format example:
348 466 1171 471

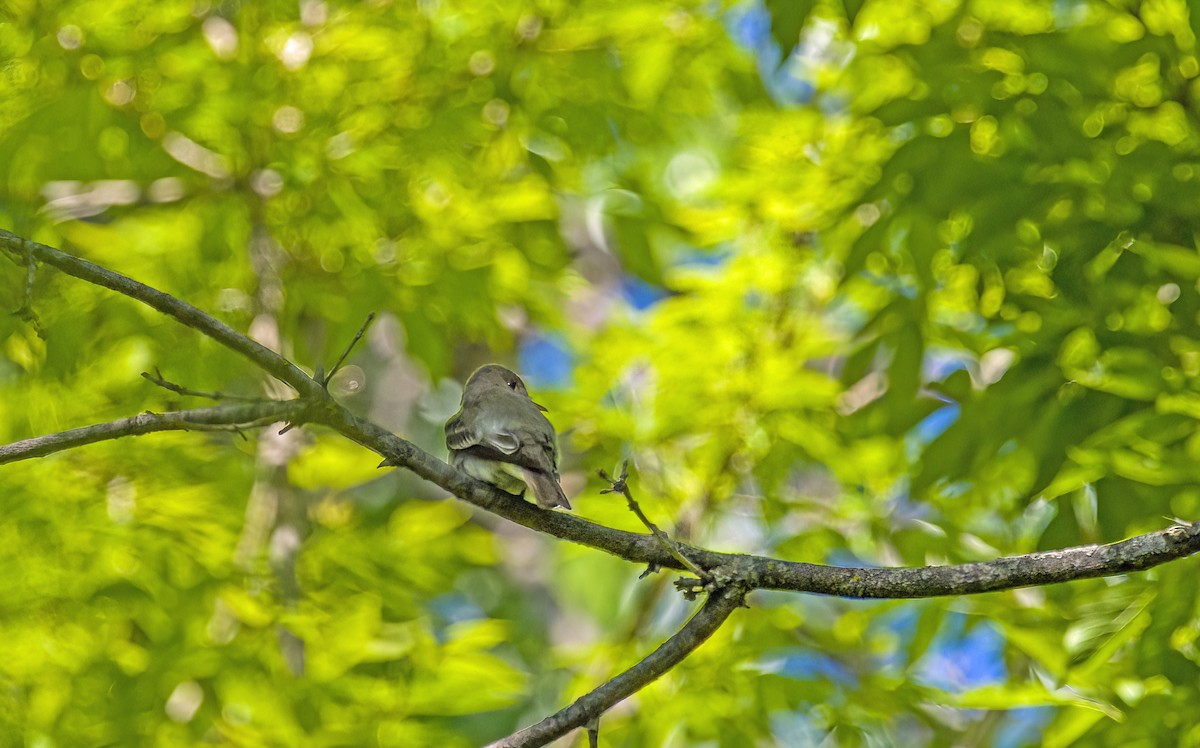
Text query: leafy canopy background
3 0 1200 745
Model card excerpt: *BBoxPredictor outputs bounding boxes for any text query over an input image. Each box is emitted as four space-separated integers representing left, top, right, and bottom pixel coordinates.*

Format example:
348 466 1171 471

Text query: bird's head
463 364 548 411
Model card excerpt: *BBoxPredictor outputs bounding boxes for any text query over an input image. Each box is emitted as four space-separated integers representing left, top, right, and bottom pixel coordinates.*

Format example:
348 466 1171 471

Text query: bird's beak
533 400 549 412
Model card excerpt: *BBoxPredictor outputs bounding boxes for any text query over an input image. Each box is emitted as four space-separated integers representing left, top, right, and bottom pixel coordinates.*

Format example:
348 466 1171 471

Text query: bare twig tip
325 311 378 387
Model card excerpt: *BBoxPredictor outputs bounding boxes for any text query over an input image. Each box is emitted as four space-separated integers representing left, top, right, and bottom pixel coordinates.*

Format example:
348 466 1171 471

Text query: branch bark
485 584 747 748
321 407 1200 598
0 400 311 464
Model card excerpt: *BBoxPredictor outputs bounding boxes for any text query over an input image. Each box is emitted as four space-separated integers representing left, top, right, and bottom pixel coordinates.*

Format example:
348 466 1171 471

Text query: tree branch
11 233 1194 603
323 406 1200 598
5 233 1200 747
485 584 747 748
0 400 311 464
141 369 269 401
0 229 323 397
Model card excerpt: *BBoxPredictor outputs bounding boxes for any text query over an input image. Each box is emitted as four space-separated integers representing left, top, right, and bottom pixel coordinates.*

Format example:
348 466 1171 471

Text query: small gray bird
445 364 571 510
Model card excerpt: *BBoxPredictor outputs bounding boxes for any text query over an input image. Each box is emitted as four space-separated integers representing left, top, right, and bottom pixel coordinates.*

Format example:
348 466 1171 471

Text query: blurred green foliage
4 0 1200 745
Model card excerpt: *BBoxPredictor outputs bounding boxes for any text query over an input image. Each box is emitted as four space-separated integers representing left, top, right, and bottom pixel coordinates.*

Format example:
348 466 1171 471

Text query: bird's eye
507 381 518 390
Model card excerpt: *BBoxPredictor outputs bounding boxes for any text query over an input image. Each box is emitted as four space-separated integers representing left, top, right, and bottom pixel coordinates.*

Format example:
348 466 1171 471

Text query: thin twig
324 311 375 386
12 236 45 337
142 369 268 402
599 460 708 581
485 584 746 748
0 400 310 464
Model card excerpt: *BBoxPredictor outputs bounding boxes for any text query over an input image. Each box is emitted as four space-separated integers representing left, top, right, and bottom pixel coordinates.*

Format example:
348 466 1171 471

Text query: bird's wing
511 424 560 476
446 410 521 454
511 424 569 508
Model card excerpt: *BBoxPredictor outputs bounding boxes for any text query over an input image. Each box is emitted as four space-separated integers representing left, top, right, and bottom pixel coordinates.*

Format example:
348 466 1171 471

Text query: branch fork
599 459 709 583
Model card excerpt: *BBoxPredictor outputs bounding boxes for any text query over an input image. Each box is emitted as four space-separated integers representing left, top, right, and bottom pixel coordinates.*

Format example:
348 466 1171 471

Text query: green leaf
612 216 665 285
408 653 528 715
764 0 816 57
1044 707 1109 748
951 683 1122 721
289 436 383 490
1000 622 1068 678
843 0 867 26
905 602 945 666
1067 591 1154 685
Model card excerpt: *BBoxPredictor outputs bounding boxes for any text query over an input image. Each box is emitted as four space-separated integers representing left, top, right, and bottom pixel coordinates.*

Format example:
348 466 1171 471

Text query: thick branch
0 229 322 397
323 407 1200 599
486 585 746 748
0 400 311 464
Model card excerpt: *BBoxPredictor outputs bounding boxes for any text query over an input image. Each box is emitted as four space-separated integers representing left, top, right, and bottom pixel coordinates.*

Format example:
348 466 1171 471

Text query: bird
444 364 571 510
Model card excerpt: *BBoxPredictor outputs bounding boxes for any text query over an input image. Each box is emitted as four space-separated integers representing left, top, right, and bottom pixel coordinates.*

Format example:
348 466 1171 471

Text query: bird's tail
523 469 571 510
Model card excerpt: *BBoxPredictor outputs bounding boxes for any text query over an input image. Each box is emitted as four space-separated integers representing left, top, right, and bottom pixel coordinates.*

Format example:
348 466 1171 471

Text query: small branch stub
674 577 706 601
586 717 599 748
